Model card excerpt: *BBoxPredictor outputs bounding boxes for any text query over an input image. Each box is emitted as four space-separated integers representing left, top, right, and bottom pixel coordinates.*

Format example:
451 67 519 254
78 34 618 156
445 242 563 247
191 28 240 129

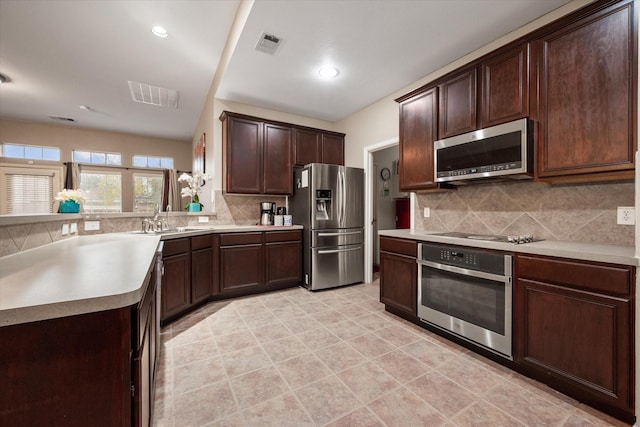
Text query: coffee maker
260 202 275 226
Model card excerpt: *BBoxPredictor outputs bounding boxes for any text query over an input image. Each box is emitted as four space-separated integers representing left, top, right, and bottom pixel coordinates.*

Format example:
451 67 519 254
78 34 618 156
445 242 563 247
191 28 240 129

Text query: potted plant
178 172 210 212
55 189 85 213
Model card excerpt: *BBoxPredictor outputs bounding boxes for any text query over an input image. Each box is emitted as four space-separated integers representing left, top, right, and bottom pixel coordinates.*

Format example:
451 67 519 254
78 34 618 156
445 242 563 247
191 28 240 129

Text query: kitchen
0 0 638 426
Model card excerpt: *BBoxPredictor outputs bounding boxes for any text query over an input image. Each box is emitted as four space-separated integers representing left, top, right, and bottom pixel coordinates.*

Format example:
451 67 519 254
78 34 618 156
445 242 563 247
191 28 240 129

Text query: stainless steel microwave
434 118 532 184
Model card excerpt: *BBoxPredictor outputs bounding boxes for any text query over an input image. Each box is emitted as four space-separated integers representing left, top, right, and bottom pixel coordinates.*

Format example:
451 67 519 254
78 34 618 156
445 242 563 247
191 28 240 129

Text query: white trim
363 137 400 284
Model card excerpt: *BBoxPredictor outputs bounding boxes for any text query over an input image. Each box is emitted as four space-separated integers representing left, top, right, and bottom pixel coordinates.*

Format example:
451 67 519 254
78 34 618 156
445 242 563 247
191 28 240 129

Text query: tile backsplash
0 191 287 257
414 180 634 246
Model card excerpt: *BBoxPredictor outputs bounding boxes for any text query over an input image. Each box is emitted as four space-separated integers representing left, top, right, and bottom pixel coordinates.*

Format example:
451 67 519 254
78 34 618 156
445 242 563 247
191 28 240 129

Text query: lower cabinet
161 238 191 323
191 235 214 305
514 254 634 422
219 230 302 297
379 236 418 320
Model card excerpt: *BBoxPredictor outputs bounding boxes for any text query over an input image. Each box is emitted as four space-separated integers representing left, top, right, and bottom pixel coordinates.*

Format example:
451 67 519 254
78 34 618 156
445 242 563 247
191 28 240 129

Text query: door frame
363 138 414 284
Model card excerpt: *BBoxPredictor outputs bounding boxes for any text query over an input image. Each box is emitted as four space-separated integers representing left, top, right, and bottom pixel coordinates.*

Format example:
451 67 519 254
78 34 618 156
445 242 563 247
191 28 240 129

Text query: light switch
61 223 70 235
84 220 100 231
70 223 78 234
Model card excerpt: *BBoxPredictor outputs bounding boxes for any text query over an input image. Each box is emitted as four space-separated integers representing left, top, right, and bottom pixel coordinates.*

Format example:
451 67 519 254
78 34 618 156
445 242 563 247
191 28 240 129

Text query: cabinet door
263 122 293 194
480 44 529 128
225 115 262 193
132 309 151 427
533 1 635 182
294 128 322 166
191 247 213 305
161 253 191 322
438 68 477 139
514 254 634 418
515 278 632 414
398 88 439 191
220 244 263 293
265 240 302 287
321 133 345 165
379 251 417 317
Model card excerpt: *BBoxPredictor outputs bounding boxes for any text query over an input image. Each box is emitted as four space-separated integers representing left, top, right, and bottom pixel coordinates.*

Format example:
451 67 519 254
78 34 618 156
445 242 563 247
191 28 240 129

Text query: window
133 173 163 213
80 171 122 212
133 155 174 169
73 150 121 165
0 164 63 214
1 143 60 161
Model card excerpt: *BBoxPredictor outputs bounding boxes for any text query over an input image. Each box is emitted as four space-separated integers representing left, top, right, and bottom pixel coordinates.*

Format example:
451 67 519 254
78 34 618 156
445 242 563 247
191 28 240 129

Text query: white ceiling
0 0 572 142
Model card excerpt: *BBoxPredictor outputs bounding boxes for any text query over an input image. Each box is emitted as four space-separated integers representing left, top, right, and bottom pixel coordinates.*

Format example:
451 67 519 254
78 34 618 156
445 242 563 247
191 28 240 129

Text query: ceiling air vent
128 81 179 109
255 32 283 55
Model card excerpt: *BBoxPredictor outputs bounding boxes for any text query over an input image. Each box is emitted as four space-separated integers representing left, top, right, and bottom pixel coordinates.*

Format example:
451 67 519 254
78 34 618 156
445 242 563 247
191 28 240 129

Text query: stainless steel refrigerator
289 163 364 291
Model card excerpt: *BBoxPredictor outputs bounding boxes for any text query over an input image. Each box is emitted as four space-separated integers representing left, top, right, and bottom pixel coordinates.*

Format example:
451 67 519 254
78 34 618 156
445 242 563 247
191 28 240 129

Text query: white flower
55 189 86 203
178 172 211 200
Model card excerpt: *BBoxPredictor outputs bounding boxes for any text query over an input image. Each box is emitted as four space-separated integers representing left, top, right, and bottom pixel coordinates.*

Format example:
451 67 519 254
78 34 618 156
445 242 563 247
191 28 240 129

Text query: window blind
6 173 54 214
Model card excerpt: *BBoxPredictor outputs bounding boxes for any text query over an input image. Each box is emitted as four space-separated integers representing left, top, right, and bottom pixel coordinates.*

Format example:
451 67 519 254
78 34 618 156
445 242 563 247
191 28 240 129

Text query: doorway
363 139 414 284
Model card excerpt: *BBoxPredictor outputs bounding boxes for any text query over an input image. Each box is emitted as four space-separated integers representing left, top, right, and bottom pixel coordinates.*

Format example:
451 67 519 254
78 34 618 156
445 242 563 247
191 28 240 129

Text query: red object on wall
395 198 410 229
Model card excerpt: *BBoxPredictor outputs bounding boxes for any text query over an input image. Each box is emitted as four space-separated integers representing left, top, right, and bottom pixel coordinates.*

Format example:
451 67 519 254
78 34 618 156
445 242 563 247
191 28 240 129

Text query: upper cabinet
221 111 344 195
293 128 345 166
438 68 478 139
396 87 443 192
480 44 529 128
532 0 636 183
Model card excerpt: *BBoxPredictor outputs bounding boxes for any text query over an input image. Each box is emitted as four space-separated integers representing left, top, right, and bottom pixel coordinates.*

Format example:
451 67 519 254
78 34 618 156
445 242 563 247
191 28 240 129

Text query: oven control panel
419 242 509 276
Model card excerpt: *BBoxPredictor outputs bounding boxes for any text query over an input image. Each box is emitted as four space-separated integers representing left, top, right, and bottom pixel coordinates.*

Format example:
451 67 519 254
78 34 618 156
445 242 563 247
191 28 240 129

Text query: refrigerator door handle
340 169 346 226
318 246 361 255
337 169 343 225
318 231 362 237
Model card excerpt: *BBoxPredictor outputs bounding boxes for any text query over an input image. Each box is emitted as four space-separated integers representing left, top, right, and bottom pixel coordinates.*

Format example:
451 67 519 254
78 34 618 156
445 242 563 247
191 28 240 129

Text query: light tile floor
153 280 631 427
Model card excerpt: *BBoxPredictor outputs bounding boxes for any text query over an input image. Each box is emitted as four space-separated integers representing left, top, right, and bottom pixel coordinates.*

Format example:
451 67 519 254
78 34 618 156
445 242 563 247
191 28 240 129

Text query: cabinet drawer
191 235 213 250
163 238 190 257
380 237 417 257
220 232 262 246
265 230 302 243
516 255 632 297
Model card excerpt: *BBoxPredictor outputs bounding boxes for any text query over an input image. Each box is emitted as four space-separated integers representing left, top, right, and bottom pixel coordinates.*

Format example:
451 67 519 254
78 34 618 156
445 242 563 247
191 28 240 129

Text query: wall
0 118 192 168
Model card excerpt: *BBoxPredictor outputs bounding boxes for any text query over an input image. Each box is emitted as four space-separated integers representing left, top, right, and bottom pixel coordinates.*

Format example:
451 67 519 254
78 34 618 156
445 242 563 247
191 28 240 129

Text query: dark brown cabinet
480 44 529 128
514 254 634 422
222 113 262 194
293 127 345 166
320 133 345 165
161 238 191 323
219 232 263 294
438 68 477 139
396 87 444 192
379 236 418 320
532 0 636 183
264 122 293 194
265 231 303 286
191 235 214 305
219 230 302 297
293 128 322 166
221 112 292 195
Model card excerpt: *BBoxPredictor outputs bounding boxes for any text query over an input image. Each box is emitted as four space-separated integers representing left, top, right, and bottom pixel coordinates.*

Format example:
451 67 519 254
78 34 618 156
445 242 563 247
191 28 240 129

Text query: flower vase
188 203 201 212
59 200 80 213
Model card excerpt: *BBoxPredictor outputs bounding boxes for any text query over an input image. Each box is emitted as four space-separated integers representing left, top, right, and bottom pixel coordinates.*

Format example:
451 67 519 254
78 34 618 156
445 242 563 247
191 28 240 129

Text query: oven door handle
417 260 511 283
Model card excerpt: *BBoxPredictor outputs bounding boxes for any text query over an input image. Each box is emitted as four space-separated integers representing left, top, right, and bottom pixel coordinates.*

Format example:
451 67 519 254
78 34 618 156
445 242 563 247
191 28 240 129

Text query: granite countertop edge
378 229 638 266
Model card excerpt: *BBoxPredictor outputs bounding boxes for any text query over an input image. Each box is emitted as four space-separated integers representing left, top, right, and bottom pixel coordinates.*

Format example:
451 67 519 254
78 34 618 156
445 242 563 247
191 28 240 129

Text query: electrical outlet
70 223 78 234
423 207 430 218
84 220 100 231
61 223 69 235
617 207 635 225
198 216 209 223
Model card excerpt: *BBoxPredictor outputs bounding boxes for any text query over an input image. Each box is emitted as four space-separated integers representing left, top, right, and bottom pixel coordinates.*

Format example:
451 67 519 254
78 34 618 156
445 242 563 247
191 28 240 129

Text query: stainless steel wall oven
417 242 513 359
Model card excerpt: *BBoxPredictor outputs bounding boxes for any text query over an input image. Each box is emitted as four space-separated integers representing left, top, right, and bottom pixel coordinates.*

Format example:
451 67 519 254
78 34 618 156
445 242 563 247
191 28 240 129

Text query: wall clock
380 167 391 181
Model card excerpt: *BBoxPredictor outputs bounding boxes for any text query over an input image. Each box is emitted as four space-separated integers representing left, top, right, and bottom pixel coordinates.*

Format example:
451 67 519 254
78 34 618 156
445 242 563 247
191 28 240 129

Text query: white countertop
0 234 161 327
378 229 638 266
0 225 303 327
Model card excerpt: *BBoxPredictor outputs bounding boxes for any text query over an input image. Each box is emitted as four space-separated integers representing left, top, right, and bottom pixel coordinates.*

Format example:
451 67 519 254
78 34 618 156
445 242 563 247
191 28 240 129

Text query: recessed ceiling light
151 25 168 38
318 67 339 78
